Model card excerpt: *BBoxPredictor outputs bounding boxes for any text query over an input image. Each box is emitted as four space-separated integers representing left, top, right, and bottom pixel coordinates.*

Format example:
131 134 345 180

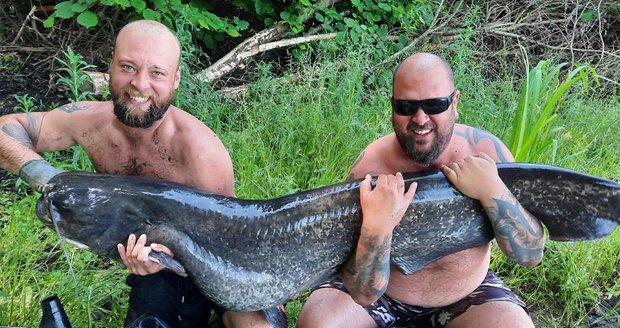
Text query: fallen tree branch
193 0 342 84
193 21 290 83
12 6 36 44
259 33 337 53
486 29 620 60
0 45 57 53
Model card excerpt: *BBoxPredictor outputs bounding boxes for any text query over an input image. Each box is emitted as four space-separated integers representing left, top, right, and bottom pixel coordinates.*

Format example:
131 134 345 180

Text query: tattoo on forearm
59 103 89 113
486 189 544 262
1 124 35 149
344 234 391 298
456 127 508 162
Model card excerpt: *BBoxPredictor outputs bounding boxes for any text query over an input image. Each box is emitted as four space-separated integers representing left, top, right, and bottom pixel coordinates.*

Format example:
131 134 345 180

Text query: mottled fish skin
35 163 620 311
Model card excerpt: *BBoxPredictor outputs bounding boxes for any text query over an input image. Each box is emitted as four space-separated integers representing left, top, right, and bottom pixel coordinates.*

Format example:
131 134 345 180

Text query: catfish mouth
36 195 53 226
35 195 92 251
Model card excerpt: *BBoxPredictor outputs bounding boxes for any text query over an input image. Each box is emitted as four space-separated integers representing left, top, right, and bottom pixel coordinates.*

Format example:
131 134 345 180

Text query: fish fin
391 255 433 275
148 251 187 277
392 237 493 275
261 306 288 328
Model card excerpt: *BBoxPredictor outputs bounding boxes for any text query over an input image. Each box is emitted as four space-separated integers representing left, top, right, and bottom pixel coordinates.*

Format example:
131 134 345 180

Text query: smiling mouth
413 128 432 135
131 96 149 103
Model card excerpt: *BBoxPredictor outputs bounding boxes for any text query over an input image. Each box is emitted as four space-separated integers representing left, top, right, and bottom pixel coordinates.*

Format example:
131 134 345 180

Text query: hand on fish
118 234 175 275
360 172 417 235
441 152 506 204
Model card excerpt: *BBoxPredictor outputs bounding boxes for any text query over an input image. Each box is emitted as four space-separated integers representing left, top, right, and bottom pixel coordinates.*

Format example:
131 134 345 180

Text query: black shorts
313 270 527 328
125 271 224 328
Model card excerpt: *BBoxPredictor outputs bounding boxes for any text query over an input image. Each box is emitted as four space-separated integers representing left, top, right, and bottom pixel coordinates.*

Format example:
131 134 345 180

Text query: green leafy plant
13 95 37 113
55 47 97 102
0 53 24 73
508 48 598 163
43 0 250 48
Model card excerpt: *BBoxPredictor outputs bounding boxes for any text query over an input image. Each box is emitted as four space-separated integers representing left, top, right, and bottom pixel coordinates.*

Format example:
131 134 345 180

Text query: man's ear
453 90 460 120
173 66 181 89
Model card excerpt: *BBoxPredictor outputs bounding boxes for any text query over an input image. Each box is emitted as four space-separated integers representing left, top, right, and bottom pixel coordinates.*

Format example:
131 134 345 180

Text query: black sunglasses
392 91 456 116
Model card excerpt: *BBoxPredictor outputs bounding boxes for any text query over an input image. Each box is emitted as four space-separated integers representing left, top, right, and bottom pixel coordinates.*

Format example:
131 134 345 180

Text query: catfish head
36 171 163 261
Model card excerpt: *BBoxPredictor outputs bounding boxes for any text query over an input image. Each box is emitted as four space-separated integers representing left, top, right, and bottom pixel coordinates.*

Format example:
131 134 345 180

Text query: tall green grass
508 48 598 163
1 41 619 327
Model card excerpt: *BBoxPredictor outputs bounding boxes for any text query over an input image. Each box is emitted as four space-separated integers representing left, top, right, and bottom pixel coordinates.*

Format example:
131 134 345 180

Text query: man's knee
446 301 534 328
222 307 288 328
298 288 376 328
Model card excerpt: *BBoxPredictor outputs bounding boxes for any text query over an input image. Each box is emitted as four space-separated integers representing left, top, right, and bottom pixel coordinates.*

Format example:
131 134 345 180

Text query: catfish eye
145 219 153 225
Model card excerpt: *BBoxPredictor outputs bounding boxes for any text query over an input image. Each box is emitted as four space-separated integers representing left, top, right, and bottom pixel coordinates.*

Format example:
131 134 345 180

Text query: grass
1 40 619 327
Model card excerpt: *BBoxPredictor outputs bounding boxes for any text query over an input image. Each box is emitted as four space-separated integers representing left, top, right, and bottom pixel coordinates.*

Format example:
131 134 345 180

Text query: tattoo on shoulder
456 127 508 162
347 152 366 181
1 123 35 149
59 103 89 113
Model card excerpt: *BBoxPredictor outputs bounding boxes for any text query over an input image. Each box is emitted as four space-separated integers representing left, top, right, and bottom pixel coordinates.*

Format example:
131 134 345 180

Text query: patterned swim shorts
313 270 527 328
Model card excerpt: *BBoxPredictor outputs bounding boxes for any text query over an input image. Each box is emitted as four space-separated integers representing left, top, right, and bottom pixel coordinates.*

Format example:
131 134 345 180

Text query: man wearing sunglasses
298 53 545 328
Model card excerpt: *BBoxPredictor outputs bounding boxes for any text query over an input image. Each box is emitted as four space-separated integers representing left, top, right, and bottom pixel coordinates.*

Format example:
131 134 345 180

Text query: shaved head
115 20 181 67
392 53 454 96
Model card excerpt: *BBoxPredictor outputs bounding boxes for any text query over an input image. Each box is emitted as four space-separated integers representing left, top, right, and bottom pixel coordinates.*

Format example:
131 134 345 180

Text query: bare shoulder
167 107 234 196
452 124 514 163
349 133 400 179
168 107 225 146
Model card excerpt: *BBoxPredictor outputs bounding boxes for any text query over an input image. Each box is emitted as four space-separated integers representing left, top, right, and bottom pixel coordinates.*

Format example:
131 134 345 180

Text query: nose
130 71 150 91
409 106 430 125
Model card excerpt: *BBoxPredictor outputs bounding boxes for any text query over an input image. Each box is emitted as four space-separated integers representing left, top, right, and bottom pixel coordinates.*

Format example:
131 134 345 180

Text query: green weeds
55 47 97 103
508 48 598 163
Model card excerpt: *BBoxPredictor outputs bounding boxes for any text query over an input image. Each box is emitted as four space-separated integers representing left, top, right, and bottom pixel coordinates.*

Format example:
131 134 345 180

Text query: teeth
132 96 148 103
414 128 431 135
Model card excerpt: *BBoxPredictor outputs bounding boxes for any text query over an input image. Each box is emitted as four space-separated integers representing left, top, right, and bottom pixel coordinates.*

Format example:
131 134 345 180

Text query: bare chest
80 136 183 180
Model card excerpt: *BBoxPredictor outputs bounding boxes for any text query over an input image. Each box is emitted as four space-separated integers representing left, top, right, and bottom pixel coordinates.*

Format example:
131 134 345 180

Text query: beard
393 114 455 164
110 85 172 128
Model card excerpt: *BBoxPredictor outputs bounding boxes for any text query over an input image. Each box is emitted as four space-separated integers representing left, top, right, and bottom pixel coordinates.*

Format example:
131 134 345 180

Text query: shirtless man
297 53 546 328
0 20 282 328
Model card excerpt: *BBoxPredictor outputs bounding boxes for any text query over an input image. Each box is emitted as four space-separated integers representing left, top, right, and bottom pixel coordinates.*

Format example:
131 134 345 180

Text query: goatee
393 120 454 164
110 86 171 128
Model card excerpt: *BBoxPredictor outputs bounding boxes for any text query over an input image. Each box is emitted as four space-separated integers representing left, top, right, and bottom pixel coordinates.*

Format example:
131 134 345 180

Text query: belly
385 244 491 307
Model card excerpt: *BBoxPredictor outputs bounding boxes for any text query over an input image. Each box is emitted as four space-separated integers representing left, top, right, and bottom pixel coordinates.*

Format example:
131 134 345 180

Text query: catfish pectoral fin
261 306 288 328
148 251 187 277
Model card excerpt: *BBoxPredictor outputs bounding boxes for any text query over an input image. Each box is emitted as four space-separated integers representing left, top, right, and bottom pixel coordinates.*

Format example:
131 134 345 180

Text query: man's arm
442 152 545 266
341 157 416 305
0 104 86 190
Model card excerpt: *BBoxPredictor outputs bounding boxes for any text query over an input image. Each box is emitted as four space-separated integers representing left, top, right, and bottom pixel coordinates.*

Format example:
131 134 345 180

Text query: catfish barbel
35 163 620 311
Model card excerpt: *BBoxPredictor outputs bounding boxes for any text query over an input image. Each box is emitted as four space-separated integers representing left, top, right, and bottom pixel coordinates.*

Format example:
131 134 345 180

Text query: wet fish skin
35 163 620 311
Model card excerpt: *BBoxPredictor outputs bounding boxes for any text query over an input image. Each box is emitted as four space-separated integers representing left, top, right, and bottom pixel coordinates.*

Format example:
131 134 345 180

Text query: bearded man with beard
297 53 546 328
0 20 285 328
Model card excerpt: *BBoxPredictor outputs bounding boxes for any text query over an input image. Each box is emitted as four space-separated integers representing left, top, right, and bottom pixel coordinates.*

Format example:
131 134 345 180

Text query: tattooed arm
441 152 545 266
0 103 89 176
342 170 417 305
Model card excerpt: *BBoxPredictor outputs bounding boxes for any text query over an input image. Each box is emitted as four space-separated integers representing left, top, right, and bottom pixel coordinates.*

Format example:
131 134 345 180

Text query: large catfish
35 163 620 311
